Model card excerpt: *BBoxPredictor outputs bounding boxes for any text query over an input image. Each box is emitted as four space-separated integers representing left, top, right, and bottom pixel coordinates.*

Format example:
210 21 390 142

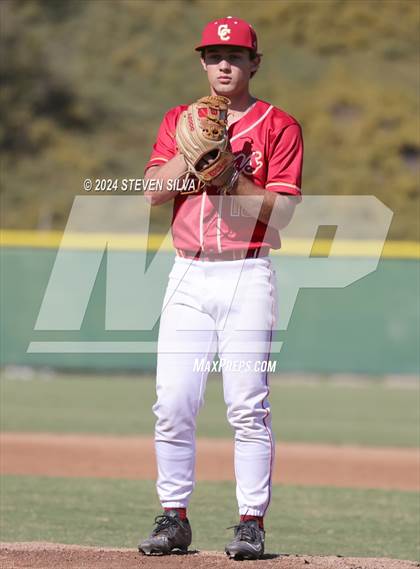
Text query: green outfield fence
1 231 419 375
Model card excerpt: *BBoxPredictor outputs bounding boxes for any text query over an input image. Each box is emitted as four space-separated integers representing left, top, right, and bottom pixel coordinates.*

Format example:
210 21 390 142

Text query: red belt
176 247 270 261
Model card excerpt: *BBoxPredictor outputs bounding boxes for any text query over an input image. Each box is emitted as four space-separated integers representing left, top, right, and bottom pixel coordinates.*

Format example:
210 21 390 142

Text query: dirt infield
2 434 419 568
1 432 419 490
1 543 419 569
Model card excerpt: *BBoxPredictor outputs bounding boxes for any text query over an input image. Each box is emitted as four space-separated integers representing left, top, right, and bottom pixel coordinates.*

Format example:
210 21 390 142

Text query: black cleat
138 509 192 555
225 519 265 560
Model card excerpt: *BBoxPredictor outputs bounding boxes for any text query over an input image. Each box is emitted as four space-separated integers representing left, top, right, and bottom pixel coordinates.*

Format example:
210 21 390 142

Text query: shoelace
227 521 259 542
152 514 183 535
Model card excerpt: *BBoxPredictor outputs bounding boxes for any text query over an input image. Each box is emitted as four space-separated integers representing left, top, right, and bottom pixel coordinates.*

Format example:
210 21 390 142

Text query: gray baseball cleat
225 519 265 560
138 509 192 555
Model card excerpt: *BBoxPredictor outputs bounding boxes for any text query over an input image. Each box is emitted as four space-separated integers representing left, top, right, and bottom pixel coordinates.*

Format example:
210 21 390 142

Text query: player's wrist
216 165 240 195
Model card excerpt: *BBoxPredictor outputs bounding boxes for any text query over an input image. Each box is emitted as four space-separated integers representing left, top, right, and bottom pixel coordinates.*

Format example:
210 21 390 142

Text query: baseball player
138 16 303 560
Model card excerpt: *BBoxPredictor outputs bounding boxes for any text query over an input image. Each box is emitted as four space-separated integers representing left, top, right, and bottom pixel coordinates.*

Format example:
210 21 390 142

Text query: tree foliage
1 0 418 238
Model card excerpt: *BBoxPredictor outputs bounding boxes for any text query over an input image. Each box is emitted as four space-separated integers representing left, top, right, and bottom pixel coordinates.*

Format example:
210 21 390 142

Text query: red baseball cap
195 16 258 53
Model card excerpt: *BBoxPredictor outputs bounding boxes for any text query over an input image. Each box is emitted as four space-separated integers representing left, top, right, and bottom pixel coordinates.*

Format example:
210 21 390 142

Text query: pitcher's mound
0 543 418 569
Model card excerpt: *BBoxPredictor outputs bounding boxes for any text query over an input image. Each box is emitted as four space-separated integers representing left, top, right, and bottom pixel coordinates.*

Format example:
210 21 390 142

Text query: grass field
1 476 419 560
1 373 419 561
1 374 419 447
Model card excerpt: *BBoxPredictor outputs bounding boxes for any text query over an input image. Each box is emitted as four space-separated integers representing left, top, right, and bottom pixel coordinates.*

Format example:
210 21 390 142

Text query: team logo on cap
217 24 231 41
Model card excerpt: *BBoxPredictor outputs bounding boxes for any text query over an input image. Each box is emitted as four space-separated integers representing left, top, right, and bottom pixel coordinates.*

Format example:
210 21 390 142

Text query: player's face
201 46 259 97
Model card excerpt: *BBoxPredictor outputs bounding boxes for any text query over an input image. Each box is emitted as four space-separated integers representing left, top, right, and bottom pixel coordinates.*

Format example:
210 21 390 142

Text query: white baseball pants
153 255 278 516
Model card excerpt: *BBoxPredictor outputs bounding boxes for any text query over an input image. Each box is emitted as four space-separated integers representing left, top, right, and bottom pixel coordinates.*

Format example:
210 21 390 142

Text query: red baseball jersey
145 99 303 252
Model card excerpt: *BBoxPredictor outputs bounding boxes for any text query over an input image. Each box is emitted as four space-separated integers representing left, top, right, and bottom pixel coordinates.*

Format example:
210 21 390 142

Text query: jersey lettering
247 150 263 174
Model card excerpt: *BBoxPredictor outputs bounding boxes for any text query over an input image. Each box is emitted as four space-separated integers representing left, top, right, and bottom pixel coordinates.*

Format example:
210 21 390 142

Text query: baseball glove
175 96 238 194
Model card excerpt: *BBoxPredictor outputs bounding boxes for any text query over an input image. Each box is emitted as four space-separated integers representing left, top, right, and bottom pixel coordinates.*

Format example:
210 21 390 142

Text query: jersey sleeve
265 123 303 200
144 109 179 173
